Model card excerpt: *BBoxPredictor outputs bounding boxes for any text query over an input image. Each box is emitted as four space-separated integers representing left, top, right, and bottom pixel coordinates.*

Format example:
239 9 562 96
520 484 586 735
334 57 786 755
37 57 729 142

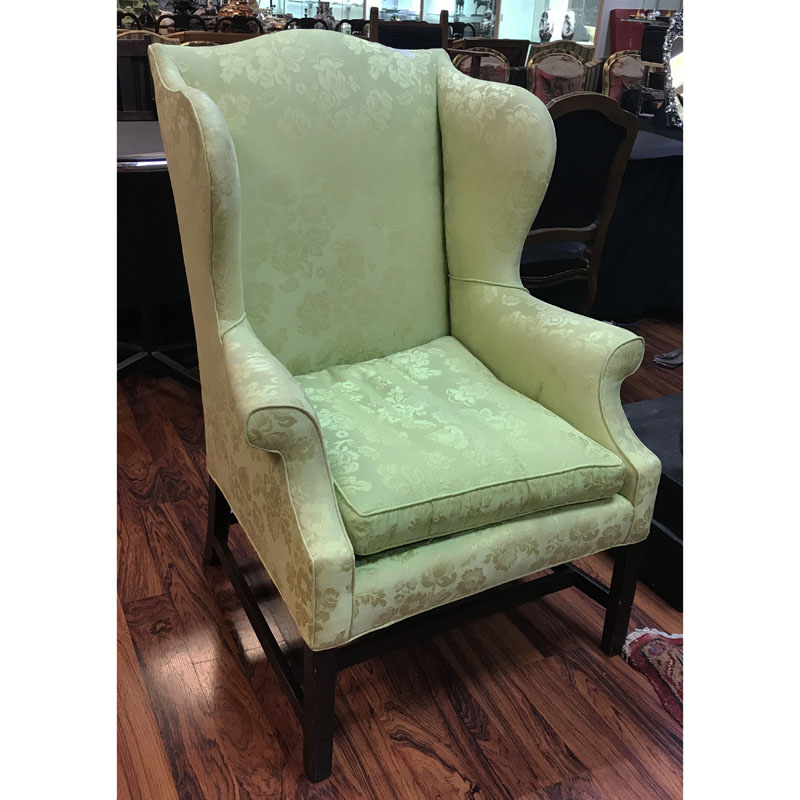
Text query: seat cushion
296 336 626 556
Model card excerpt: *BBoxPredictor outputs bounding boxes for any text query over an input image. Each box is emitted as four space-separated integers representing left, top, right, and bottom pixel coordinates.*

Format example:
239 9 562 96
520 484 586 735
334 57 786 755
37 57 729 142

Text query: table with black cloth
117 120 198 385
592 121 683 320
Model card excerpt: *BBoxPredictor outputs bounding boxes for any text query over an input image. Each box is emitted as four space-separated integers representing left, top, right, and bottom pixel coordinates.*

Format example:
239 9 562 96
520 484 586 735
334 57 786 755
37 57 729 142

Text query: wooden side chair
519 91 638 315
368 6 448 49
450 47 510 83
450 36 529 67
150 33 660 782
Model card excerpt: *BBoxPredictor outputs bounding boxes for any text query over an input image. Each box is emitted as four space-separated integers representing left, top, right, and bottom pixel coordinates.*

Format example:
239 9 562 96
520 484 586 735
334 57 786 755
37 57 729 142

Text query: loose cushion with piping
297 336 626 556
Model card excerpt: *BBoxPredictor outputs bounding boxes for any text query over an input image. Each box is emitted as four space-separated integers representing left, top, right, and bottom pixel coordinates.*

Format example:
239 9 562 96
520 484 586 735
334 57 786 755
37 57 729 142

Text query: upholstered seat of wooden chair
150 32 660 781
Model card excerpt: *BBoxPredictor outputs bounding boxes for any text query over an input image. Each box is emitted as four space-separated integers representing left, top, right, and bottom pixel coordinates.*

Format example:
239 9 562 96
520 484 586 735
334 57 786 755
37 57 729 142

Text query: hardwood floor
118 318 683 799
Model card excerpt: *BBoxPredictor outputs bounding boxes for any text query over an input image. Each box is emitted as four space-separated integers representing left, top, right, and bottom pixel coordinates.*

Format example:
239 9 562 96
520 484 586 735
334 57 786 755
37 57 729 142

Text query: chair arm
451 279 661 542
222 318 356 648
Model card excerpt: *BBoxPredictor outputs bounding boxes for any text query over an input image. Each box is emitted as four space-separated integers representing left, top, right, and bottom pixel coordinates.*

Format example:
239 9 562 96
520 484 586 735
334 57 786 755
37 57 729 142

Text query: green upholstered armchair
150 31 660 781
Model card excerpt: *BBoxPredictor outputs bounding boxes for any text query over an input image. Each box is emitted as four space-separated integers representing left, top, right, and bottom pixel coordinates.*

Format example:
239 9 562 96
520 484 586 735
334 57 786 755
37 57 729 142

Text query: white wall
497 0 537 40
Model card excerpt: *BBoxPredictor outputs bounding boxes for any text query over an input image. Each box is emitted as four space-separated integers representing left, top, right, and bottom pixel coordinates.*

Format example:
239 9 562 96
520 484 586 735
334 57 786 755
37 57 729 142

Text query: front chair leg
204 477 230 567
303 646 337 782
601 540 647 656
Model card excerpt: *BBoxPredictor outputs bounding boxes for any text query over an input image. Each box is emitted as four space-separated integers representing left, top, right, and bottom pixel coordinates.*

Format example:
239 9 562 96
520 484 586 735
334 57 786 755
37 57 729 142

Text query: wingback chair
150 32 661 781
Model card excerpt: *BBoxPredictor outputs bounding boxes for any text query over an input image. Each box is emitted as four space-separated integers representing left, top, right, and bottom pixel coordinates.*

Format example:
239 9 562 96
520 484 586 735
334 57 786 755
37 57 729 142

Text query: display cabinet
422 0 494 35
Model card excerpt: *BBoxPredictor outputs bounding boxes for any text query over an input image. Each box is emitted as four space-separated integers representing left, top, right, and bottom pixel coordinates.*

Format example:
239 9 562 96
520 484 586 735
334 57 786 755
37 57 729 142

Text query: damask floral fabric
297 336 625 555
352 494 633 637
162 30 449 377
149 35 660 651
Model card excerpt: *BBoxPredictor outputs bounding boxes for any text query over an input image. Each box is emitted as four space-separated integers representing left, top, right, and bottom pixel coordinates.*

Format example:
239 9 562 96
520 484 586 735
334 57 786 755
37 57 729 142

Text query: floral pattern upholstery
531 54 585 105
149 32 660 651
296 336 626 556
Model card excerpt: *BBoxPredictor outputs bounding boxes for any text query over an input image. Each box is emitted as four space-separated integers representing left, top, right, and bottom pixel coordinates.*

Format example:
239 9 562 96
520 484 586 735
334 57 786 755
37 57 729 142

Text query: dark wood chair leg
204 477 230 567
303 645 337 782
601 540 647 656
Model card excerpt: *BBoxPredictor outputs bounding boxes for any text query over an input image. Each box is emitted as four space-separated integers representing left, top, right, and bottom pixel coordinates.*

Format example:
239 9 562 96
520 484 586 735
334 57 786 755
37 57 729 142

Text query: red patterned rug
623 628 683 724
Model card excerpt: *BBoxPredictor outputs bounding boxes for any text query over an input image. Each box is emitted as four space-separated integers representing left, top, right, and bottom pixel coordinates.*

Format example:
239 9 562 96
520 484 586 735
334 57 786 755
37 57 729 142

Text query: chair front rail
205 478 647 779
207 489 640 692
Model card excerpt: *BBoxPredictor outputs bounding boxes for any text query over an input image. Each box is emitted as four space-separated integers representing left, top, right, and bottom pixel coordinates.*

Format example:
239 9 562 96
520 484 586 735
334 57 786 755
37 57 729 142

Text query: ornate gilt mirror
663 11 683 128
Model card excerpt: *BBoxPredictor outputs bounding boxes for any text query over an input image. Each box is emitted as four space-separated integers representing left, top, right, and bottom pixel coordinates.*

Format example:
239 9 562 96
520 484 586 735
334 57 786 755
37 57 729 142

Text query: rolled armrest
223 317 322 455
451 278 661 542
221 318 356 648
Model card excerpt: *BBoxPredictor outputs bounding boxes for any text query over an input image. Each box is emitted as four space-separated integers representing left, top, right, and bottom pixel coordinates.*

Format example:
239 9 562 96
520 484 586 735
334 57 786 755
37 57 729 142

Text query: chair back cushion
156 31 449 374
607 53 645 103
532 54 584 104
532 108 627 230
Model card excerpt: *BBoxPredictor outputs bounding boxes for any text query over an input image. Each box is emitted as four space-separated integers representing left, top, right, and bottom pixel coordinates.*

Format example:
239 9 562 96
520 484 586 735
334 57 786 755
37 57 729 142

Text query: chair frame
528 38 595 62
450 46 510 82
522 91 638 315
368 6 449 49
450 37 530 68
602 49 643 96
526 50 585 97
204 476 647 781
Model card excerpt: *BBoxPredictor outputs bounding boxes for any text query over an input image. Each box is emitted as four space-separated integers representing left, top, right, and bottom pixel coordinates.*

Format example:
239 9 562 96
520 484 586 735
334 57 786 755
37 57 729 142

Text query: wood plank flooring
118 318 683 799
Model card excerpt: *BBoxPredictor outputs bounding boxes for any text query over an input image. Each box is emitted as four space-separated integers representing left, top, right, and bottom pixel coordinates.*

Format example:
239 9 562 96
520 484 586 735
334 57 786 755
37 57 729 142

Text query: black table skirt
593 135 683 320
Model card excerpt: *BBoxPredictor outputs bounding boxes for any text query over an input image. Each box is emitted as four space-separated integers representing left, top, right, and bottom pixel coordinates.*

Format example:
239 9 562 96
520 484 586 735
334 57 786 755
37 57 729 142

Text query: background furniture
165 29 260 43
608 8 646 53
528 51 585 104
151 32 659 781
368 6 448 49
117 121 198 385
593 121 683 319
450 46 510 83
288 16 331 30
335 18 368 34
527 40 604 103
624 392 682 610
450 37 529 67
449 20 477 39
520 92 638 315
528 38 594 62
117 33 178 121
603 49 645 103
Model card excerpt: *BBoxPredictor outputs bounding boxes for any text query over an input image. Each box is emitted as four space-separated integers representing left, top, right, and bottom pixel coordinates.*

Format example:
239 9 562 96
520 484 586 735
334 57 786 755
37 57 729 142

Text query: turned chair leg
303 646 337 782
204 477 231 567
601 540 647 656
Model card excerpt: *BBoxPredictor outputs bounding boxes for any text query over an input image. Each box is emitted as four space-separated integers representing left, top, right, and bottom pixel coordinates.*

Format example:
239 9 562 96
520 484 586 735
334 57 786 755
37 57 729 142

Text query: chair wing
438 66 660 542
